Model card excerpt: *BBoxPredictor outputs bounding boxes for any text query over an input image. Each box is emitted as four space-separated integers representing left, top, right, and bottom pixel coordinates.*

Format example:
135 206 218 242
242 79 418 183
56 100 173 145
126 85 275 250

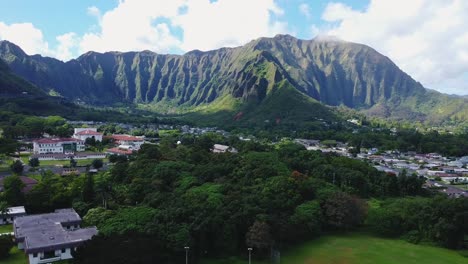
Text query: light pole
184 246 190 264
248 248 253 264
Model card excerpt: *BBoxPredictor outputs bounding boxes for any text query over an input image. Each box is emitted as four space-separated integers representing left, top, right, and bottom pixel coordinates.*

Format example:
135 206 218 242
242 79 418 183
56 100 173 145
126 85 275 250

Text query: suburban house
14 208 98 264
0 206 26 225
73 128 103 142
110 134 145 150
0 176 38 193
33 138 85 154
211 144 238 153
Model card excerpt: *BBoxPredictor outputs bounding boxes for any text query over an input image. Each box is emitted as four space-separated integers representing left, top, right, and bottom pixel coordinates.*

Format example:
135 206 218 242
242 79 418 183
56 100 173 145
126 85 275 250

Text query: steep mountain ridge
0 35 466 123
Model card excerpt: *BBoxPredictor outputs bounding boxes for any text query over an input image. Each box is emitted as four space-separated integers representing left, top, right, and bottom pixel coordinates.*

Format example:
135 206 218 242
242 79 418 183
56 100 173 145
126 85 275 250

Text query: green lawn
37 158 108 167
0 224 13 234
2 247 27 264
202 233 467 264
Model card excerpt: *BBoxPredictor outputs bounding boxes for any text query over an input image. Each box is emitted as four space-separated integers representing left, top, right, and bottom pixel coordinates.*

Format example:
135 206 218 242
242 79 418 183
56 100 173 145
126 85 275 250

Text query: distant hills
0 35 467 125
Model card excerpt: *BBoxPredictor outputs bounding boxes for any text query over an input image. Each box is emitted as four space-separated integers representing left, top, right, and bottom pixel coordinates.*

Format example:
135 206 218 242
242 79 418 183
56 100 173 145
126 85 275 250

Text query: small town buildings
33 138 85 154
212 144 238 153
73 128 103 142
110 135 145 150
0 206 26 225
14 208 97 264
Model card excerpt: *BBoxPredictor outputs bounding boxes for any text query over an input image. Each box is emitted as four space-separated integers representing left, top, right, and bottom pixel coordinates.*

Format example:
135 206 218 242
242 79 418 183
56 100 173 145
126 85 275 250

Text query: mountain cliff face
0 35 466 123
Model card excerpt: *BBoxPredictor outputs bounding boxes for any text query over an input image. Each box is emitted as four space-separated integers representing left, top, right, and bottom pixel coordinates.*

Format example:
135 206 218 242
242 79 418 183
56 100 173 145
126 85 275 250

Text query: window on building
61 248 66 253
33 253 38 258
43 250 56 259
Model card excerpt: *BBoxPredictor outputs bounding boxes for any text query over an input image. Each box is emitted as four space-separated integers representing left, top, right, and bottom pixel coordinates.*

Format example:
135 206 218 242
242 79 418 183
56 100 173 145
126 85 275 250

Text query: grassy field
0 224 13 234
202 233 467 264
29 158 109 167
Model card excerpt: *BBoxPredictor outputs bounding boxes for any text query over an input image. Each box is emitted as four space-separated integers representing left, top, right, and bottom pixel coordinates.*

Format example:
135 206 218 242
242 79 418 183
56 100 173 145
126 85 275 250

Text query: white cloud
79 0 184 54
79 0 288 53
321 0 468 95
0 22 79 61
87 6 101 19
55 33 79 61
174 0 287 51
299 3 312 19
0 22 51 56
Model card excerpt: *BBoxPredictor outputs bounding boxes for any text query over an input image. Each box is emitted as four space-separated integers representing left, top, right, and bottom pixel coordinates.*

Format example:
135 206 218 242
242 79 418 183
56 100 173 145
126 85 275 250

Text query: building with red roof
73 128 103 141
110 134 145 150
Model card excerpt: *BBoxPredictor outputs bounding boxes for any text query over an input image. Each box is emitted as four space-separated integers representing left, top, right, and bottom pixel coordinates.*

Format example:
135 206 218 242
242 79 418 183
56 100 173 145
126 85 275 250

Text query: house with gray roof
0 206 26 226
14 208 97 264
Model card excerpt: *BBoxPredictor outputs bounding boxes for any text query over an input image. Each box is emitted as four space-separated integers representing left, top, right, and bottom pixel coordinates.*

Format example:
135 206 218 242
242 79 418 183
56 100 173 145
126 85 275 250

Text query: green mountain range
0 35 466 124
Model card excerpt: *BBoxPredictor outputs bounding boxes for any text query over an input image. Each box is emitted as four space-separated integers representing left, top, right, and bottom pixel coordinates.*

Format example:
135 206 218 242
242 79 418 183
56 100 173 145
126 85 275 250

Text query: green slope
180 80 338 127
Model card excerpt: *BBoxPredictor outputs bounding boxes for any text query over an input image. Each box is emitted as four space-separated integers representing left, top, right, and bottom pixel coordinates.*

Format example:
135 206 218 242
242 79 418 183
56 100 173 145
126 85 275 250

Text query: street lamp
184 246 190 264
248 248 253 264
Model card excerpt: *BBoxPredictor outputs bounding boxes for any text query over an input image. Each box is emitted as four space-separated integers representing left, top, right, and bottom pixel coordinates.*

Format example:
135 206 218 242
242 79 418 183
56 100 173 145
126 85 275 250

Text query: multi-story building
73 128 103 142
33 138 85 154
14 208 98 264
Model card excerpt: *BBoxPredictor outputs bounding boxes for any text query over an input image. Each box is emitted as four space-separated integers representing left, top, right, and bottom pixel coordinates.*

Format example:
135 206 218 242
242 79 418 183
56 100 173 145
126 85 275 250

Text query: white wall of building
28 248 73 264
33 140 84 154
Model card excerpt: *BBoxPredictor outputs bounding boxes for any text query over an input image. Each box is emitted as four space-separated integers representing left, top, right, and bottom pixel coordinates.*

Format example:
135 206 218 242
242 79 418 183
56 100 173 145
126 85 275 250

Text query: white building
33 138 85 154
212 144 238 153
73 128 103 142
14 208 97 264
111 135 145 150
0 206 26 225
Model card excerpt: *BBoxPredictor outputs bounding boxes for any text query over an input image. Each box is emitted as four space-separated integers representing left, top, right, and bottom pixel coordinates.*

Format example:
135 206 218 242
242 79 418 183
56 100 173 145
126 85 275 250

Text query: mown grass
202 233 467 264
0 224 13 234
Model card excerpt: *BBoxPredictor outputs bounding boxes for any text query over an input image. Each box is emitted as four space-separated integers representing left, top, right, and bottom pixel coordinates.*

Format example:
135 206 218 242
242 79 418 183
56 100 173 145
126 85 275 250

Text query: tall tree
82 174 95 203
10 160 23 175
2 175 25 206
28 157 40 168
246 220 273 251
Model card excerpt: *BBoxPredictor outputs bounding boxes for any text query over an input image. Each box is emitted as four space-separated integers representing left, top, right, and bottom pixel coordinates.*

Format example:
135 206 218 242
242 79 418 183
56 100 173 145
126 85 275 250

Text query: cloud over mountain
321 0 468 95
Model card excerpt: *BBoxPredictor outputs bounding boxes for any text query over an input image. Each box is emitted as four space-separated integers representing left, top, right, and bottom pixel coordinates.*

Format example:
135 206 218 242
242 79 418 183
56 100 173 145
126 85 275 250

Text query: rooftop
1 206 26 216
14 208 97 254
75 130 103 136
106 147 133 155
111 134 144 141
34 138 83 144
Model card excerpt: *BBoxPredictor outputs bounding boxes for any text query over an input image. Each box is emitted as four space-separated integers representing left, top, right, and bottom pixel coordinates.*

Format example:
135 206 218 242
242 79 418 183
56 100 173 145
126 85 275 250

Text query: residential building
33 138 85 154
0 206 26 225
212 144 238 153
73 128 103 142
110 134 145 150
14 208 97 264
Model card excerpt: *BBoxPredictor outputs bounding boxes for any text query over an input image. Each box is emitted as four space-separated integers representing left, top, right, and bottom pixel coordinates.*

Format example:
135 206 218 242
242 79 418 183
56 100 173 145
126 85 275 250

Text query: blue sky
0 0 467 95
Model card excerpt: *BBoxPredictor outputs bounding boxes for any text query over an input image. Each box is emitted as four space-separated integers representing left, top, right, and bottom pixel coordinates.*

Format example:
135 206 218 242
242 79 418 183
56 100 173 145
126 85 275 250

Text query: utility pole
184 246 190 264
248 248 253 264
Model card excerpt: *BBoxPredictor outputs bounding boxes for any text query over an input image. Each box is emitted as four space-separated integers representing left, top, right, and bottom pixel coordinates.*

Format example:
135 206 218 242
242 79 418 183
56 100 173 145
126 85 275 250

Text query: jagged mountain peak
0 36 466 123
